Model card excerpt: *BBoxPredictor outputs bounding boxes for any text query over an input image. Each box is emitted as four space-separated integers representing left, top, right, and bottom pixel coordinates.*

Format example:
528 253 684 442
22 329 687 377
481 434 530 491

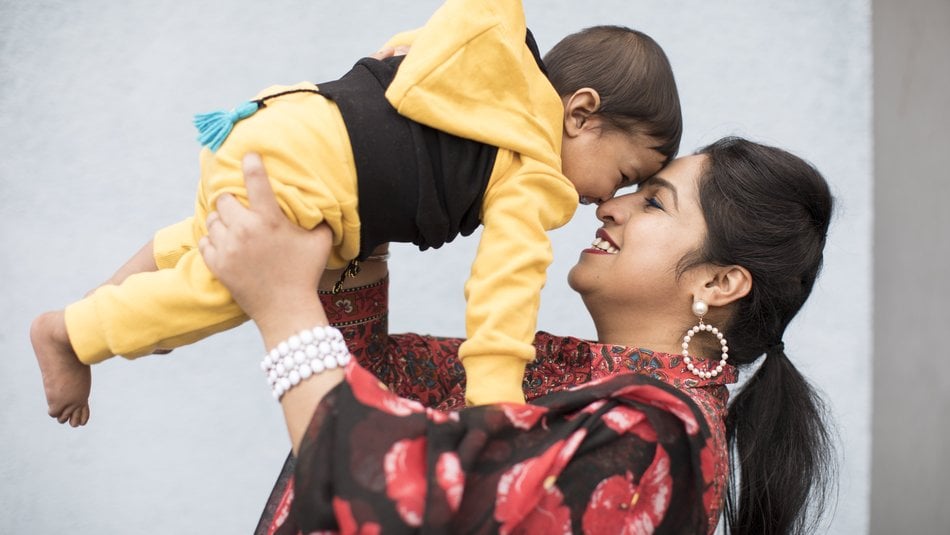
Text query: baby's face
561 126 666 205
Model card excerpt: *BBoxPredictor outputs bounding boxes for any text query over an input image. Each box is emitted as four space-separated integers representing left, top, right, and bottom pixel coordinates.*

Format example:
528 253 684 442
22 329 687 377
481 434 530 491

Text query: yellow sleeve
459 153 577 405
152 217 197 269
384 0 563 169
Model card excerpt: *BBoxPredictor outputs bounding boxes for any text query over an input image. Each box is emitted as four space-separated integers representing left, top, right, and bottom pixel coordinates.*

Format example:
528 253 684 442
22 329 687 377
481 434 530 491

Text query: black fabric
254 453 297 535
525 28 547 76
317 56 496 260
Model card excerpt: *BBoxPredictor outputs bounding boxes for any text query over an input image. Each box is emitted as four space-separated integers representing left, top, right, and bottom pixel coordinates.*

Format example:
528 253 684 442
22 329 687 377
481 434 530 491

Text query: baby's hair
544 25 682 164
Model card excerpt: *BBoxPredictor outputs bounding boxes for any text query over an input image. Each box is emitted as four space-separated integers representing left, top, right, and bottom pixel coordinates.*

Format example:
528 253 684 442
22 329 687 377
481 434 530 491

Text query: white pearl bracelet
260 325 351 400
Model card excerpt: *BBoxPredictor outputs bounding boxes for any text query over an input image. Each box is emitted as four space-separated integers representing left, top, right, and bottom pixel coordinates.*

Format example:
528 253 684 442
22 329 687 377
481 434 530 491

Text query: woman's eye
645 196 664 210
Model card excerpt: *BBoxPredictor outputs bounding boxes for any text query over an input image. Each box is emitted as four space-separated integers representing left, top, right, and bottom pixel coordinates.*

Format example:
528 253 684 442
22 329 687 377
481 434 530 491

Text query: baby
31 0 681 425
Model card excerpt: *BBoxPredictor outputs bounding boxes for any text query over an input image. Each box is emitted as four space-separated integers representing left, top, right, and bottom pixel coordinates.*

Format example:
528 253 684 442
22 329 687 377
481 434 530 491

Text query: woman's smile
585 228 620 254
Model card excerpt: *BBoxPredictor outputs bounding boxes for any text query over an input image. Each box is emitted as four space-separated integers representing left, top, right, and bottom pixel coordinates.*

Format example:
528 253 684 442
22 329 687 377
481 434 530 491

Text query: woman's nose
595 196 622 223
595 192 639 223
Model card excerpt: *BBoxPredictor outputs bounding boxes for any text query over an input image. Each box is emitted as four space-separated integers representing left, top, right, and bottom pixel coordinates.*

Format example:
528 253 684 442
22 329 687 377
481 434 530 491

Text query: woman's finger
198 236 217 271
215 192 245 225
79 405 90 426
206 210 223 232
242 153 282 217
205 212 231 247
198 235 214 255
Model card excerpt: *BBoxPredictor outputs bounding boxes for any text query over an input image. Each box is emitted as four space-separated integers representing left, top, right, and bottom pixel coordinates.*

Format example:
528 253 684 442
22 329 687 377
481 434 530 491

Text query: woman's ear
696 265 752 308
563 88 602 138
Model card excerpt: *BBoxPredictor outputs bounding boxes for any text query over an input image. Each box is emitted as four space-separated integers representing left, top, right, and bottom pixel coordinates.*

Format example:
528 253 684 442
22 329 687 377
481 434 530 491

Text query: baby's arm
459 157 577 406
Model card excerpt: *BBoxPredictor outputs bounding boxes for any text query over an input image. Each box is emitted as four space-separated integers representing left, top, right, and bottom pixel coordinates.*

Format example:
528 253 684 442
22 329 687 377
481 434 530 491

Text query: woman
200 137 835 534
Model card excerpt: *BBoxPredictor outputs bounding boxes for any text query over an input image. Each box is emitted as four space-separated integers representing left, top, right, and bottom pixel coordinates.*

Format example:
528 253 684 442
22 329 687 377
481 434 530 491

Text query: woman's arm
199 152 349 453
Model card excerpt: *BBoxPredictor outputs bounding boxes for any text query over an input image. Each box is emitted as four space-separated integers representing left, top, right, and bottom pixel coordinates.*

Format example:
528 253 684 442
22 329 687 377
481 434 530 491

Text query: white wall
0 1 870 532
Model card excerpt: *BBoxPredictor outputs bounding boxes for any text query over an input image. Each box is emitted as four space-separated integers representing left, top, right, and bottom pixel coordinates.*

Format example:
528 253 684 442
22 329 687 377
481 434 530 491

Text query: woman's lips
597 229 620 249
585 229 620 254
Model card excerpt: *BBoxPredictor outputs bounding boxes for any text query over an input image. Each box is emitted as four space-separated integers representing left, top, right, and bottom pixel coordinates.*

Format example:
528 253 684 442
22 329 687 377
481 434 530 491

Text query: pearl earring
681 299 729 379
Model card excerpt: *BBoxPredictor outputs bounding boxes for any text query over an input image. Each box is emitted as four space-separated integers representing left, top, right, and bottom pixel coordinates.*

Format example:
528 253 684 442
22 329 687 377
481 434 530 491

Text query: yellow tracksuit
65 0 578 405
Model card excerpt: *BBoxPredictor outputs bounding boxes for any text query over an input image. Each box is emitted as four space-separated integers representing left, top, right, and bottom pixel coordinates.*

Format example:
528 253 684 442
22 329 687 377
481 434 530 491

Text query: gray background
0 0 927 532
871 0 950 533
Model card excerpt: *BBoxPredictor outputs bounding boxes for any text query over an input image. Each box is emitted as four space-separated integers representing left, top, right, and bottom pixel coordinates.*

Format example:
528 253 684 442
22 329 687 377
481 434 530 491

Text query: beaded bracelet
260 325 351 400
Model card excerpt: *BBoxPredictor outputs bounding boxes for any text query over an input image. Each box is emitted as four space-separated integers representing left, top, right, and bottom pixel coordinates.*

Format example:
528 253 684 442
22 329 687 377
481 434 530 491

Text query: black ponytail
725 348 836 534
686 138 837 534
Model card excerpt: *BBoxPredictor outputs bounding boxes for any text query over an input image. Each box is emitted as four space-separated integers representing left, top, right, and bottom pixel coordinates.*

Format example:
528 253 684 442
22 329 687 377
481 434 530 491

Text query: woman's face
567 154 709 312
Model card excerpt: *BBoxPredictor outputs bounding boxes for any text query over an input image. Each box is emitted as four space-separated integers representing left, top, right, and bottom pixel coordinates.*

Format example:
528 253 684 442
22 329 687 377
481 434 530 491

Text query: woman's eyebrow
640 175 679 210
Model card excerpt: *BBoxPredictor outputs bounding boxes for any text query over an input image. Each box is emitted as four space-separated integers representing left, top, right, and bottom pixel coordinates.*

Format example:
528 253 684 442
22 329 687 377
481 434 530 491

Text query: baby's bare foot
30 311 91 426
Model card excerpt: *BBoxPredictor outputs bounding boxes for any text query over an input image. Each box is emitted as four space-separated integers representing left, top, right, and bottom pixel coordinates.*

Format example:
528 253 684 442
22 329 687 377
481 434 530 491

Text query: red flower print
384 438 427 526
513 484 571 535
496 430 587 534
582 448 673 534
436 452 465 512
615 384 700 435
699 443 717 485
556 429 588 468
426 407 460 424
333 496 381 535
699 444 718 510
268 483 293 534
350 365 425 417
581 400 608 414
501 403 546 430
602 406 657 442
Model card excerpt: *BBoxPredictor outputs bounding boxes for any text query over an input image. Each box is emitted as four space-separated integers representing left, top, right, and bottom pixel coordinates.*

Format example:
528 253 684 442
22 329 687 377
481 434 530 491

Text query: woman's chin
567 263 594 295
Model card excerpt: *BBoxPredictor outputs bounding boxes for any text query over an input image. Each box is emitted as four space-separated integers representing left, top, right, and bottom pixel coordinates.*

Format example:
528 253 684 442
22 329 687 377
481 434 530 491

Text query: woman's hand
199 153 332 341
199 153 344 453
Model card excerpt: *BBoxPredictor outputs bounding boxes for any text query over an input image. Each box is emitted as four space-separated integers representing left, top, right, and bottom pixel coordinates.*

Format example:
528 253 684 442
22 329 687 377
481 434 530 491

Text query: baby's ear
562 88 602 136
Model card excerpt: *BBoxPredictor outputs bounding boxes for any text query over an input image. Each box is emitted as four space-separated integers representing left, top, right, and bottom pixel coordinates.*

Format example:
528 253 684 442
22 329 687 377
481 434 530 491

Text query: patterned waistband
318 277 388 327
318 277 389 361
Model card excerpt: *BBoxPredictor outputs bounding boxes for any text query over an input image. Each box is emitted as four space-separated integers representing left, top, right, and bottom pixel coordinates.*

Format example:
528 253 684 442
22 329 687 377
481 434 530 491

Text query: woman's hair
682 137 837 534
544 25 682 164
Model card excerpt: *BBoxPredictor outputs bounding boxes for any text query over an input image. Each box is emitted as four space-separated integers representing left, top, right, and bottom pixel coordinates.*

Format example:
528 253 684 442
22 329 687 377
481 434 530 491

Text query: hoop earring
682 300 729 379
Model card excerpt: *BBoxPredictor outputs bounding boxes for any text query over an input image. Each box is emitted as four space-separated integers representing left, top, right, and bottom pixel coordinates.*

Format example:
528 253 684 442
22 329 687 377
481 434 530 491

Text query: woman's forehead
649 154 707 196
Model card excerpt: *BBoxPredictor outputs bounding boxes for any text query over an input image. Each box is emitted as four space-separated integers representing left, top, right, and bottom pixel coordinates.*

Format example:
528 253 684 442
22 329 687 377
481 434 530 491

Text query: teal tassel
193 100 261 152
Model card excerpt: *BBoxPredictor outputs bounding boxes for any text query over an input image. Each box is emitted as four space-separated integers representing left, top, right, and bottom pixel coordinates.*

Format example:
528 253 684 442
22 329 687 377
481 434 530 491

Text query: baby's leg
30 310 91 427
86 239 159 297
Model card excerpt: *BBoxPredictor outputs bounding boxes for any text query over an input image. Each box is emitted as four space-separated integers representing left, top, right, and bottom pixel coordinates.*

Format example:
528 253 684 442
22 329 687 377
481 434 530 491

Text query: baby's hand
30 310 92 427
